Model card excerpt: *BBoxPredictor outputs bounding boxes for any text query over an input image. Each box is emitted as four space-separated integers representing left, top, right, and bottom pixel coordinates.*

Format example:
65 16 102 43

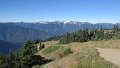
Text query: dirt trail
96 47 120 67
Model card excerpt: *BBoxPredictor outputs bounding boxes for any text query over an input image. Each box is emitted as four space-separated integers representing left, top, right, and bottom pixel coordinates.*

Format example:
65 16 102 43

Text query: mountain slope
0 23 53 43
0 22 114 37
13 21 114 35
0 40 21 54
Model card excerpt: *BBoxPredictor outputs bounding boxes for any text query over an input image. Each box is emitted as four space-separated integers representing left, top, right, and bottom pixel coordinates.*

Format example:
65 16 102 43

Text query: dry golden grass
42 41 59 48
68 61 79 68
35 40 120 68
90 39 120 48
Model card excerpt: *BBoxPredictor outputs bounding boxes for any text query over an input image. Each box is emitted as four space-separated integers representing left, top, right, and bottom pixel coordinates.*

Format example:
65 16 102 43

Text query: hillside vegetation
0 40 21 54
35 40 119 68
60 24 120 44
0 41 52 68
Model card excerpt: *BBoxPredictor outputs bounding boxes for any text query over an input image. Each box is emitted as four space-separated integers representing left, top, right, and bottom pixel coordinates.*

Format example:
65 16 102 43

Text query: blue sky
0 0 120 23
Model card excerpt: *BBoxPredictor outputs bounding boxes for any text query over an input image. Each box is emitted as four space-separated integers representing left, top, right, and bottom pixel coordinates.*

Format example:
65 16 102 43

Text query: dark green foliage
41 44 45 49
46 35 63 41
0 51 24 68
33 40 45 50
60 29 90 44
60 24 120 44
26 55 52 67
34 40 40 44
78 29 89 42
23 41 37 56
94 29 104 40
89 29 94 40
0 54 6 68
112 24 119 33
39 43 45 50
0 41 51 68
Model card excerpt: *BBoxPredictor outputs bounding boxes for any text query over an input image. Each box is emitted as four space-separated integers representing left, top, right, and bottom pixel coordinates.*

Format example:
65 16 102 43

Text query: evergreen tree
59 25 120 44
89 29 94 40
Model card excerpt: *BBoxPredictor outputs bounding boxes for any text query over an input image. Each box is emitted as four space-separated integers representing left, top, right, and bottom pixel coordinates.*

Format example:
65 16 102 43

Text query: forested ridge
60 24 120 44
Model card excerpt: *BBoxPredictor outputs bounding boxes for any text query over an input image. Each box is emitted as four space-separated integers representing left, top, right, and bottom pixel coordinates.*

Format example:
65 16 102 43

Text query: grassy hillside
35 40 120 68
90 39 120 48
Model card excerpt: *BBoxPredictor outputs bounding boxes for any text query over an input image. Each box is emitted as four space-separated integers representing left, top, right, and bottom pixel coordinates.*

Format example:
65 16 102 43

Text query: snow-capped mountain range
0 21 119 43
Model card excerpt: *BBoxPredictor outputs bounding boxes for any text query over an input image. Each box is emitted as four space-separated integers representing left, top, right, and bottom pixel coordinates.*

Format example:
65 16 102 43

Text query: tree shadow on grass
28 55 53 67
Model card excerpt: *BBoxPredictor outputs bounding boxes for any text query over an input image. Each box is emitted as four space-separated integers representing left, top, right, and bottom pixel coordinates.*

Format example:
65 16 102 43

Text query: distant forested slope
0 40 21 54
0 23 53 43
14 21 114 35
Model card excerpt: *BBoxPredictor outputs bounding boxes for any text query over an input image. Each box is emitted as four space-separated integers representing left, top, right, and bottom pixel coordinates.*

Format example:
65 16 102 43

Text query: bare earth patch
96 47 120 67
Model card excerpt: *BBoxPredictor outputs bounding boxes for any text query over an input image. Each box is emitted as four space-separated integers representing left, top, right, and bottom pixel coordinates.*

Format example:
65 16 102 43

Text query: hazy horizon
0 20 119 24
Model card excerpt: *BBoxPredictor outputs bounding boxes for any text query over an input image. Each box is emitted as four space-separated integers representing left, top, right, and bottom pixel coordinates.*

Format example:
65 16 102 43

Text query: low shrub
58 46 73 58
43 46 60 54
